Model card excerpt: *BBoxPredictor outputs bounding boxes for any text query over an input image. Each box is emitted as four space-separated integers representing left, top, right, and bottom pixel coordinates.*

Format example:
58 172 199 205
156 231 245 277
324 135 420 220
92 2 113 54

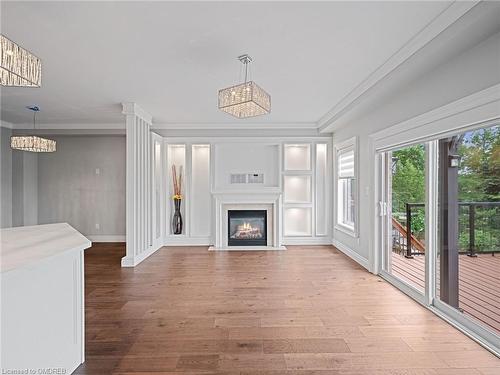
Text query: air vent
230 173 264 184
248 173 264 184
230 173 247 184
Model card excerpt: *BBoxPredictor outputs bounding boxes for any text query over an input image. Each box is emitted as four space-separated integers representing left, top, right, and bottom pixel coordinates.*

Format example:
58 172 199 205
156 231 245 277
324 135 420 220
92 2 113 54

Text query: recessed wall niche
284 175 312 203
284 144 311 171
284 207 312 236
167 144 186 235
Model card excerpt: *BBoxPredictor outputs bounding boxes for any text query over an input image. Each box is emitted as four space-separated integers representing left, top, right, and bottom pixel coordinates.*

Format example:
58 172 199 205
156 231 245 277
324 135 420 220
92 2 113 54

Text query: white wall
37 136 126 240
214 143 280 190
332 30 500 267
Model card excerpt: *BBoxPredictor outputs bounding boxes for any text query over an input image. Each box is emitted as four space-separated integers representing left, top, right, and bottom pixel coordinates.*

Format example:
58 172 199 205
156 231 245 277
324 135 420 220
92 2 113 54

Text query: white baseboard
164 236 211 246
332 238 369 270
121 243 162 267
283 237 332 245
87 235 125 242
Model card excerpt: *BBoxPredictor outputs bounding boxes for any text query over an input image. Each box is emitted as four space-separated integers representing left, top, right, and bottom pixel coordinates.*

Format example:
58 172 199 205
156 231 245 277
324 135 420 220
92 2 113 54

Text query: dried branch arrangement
171 165 183 199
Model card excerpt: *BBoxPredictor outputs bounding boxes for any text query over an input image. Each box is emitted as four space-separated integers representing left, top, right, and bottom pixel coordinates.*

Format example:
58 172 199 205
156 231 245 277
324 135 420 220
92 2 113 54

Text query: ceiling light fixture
218 54 271 118
11 106 56 152
1 34 42 87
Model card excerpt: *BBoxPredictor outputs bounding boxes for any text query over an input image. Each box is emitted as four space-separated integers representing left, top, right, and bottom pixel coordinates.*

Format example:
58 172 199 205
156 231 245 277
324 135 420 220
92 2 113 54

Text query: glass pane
228 210 267 246
337 178 355 229
436 125 500 334
388 144 426 293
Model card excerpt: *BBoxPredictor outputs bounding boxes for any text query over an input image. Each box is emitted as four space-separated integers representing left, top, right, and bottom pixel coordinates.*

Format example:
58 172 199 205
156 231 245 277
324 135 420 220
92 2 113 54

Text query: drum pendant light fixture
10 106 56 152
218 54 271 119
1 34 42 87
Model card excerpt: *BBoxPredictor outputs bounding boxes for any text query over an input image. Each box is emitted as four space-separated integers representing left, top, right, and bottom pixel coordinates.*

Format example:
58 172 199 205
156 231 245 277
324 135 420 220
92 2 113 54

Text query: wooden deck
392 253 500 334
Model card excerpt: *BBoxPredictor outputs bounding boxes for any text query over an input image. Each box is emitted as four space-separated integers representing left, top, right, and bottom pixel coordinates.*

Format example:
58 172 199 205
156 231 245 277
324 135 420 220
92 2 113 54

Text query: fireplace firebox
228 210 267 246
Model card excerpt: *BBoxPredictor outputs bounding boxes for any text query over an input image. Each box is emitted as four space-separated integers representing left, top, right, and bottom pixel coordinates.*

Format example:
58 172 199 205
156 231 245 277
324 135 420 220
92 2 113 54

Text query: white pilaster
121 102 157 267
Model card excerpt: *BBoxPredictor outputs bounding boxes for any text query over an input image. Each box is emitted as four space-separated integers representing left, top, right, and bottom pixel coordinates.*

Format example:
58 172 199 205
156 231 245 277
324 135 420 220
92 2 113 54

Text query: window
335 138 357 235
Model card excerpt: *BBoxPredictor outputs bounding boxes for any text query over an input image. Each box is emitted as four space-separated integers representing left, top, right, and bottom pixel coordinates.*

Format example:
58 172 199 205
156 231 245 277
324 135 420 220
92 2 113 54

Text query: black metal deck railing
392 202 500 257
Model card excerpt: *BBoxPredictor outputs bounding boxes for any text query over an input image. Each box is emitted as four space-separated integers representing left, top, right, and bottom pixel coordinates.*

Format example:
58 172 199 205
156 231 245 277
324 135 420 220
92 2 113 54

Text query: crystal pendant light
1 34 41 87
11 106 56 152
218 54 271 118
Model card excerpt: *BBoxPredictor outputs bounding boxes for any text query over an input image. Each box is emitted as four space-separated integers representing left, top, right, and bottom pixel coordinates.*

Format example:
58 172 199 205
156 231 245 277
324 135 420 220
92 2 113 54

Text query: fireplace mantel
209 191 285 250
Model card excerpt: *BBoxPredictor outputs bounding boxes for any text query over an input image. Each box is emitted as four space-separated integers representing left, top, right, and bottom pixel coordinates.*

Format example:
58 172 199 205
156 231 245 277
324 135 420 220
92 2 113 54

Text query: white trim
1 120 14 129
121 244 161 267
332 238 369 270
10 122 125 130
334 223 356 238
154 122 317 130
164 236 211 246
425 141 438 306
371 84 500 151
122 102 153 124
283 237 332 245
380 270 427 306
318 1 479 132
87 235 125 243
333 136 359 238
164 136 331 144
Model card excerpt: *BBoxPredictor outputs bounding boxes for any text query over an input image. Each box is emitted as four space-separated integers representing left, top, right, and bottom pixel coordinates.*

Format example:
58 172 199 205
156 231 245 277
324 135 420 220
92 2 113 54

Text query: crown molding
9 123 125 130
151 122 317 130
1 120 14 129
370 83 500 150
317 1 479 133
122 102 153 124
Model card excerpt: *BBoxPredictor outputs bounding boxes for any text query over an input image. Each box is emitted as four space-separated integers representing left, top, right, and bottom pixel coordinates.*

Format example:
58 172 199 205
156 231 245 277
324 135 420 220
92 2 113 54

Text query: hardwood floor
75 244 499 374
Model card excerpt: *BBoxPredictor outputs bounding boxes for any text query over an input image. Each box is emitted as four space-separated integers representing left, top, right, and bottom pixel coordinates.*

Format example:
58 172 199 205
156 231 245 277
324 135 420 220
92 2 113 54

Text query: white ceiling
1 1 455 128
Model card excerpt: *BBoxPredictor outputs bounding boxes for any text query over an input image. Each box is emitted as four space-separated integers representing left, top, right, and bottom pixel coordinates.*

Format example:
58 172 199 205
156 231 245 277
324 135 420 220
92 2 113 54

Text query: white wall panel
191 145 211 237
214 143 279 190
315 143 328 236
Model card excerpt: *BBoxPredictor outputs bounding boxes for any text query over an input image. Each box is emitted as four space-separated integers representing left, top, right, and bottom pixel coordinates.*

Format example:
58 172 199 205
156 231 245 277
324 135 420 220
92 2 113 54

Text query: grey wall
12 150 38 227
1 127 12 228
37 136 126 238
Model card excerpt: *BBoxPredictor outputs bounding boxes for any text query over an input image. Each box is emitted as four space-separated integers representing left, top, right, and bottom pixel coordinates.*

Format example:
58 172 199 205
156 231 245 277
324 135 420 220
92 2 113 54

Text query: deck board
391 253 500 333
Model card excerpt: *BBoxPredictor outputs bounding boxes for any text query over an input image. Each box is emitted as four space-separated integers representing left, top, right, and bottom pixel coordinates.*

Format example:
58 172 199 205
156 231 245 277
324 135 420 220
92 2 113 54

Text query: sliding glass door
435 125 500 336
381 144 427 296
377 123 499 350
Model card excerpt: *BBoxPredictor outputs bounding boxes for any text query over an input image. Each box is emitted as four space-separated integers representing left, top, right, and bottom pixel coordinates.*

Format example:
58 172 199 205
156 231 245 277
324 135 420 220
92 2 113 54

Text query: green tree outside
391 125 499 252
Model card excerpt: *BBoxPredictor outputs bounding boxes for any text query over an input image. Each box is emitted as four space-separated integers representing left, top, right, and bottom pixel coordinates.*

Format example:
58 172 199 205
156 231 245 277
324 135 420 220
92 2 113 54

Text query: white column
121 102 156 267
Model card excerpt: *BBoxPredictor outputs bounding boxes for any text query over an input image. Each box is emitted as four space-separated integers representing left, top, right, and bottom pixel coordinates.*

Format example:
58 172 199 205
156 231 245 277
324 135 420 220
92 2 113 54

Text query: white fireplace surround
209 192 285 250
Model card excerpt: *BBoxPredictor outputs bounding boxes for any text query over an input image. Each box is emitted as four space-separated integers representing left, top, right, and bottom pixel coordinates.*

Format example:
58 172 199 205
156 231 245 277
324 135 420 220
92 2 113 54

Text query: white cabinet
0 223 90 373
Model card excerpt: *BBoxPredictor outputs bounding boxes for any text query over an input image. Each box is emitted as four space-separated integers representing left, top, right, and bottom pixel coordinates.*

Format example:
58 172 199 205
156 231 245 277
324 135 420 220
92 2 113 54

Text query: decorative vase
172 198 183 235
